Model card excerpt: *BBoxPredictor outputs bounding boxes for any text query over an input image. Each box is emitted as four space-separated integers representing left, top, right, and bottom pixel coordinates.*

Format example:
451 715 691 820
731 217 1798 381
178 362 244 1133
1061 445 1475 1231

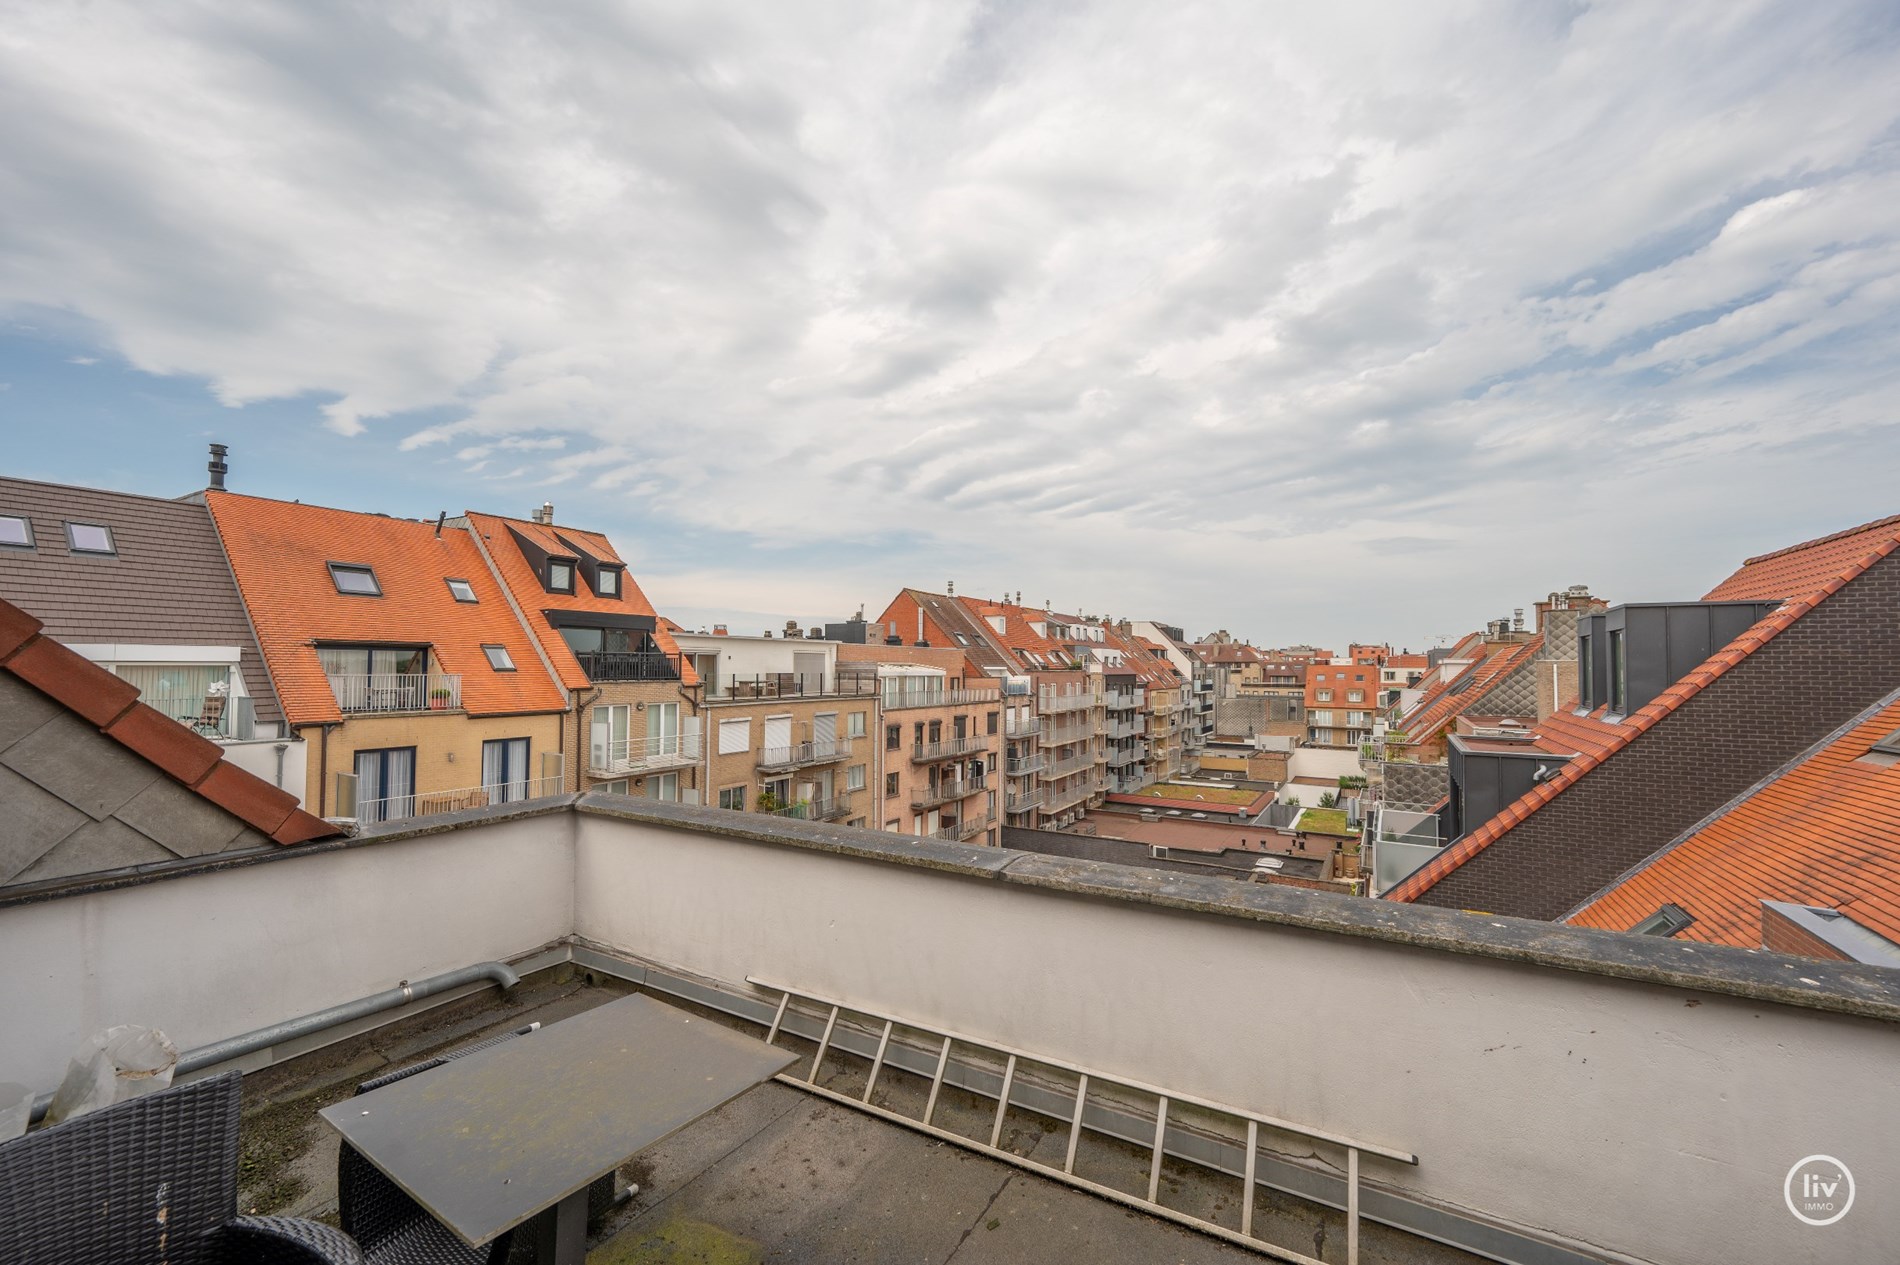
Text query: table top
318 994 796 1246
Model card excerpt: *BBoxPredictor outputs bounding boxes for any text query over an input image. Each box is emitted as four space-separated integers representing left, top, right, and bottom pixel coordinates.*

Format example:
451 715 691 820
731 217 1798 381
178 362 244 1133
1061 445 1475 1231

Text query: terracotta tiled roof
1568 693 1900 948
0 599 339 845
1387 517 1900 903
463 511 696 692
1531 704 1637 759
1391 637 1541 746
206 493 567 725
1704 513 1900 601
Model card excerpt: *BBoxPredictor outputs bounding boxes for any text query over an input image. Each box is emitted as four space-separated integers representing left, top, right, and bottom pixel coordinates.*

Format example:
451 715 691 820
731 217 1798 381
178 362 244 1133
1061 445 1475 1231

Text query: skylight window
446 578 479 603
328 563 381 596
66 522 115 555
596 566 621 598
1871 728 1900 758
546 559 575 594
1632 903 1695 937
0 515 32 548
482 644 517 671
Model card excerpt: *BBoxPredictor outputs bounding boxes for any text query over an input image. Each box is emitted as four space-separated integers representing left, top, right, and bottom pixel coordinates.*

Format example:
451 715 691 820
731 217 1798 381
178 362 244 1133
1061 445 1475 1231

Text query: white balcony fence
335 771 565 825
589 731 702 778
757 737 854 770
326 673 461 714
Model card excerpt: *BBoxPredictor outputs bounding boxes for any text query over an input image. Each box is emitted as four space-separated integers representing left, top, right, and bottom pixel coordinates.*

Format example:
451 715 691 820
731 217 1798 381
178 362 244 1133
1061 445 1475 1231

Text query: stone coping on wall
5 790 1899 1024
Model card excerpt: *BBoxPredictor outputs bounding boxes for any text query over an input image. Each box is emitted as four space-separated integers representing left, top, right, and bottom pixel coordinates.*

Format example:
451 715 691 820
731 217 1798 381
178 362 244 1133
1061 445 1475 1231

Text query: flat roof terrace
6 795 1898 1265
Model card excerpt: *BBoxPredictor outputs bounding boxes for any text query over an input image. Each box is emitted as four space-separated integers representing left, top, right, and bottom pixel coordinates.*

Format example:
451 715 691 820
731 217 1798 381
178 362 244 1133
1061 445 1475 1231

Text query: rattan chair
0 1070 359 1265
338 1026 621 1265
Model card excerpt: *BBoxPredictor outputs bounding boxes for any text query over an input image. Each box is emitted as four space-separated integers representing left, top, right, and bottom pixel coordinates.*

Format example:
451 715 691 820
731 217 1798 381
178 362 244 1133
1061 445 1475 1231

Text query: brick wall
1759 905 1853 961
1414 550 1900 918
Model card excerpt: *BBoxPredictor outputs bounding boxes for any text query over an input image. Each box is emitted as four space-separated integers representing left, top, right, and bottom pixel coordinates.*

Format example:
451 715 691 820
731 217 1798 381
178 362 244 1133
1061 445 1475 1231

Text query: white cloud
3 1 1899 644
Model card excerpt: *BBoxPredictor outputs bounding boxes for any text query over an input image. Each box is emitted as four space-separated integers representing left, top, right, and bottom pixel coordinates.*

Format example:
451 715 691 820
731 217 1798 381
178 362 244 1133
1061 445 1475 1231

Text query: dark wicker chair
338 1026 621 1265
0 1070 359 1265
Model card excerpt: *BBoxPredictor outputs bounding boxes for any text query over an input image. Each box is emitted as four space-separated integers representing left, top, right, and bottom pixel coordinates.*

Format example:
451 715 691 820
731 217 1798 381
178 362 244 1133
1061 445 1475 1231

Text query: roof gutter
30 960 519 1124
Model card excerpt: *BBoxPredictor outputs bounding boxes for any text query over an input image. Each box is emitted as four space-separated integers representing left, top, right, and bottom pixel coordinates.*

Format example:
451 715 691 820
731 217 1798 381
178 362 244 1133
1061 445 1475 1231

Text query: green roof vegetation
1127 783 1260 806
1297 807 1353 836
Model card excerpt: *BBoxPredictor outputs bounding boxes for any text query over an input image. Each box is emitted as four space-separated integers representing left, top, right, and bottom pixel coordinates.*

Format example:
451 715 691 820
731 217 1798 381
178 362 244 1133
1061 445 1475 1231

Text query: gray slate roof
0 477 282 728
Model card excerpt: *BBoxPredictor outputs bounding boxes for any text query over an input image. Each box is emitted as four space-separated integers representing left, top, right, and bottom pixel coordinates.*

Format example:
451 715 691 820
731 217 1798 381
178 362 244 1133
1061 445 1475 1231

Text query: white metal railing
1037 718 1094 747
913 736 986 763
1039 692 1093 715
1039 753 1093 780
337 772 564 825
1006 787 1047 814
1106 719 1146 739
757 737 854 770
884 687 1003 711
144 692 257 740
1004 716 1042 738
956 814 993 841
588 731 702 778
326 673 461 714
912 779 978 809
1006 753 1046 776
771 792 854 823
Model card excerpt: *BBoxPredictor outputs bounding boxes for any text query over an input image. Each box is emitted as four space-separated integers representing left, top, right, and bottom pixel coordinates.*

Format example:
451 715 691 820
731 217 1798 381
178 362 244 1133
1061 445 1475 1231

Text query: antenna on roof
434 511 445 537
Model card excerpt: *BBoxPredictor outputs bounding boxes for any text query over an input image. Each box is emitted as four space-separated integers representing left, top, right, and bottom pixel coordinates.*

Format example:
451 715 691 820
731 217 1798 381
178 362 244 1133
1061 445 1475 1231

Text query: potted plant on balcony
756 789 784 813
428 687 452 711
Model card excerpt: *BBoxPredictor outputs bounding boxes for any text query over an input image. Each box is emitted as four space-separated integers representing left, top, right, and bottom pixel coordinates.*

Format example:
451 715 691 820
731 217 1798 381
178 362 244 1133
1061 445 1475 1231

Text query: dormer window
66 522 115 555
446 578 479 603
482 644 517 671
1632 903 1694 937
595 566 621 598
328 563 381 596
0 515 32 548
546 559 576 594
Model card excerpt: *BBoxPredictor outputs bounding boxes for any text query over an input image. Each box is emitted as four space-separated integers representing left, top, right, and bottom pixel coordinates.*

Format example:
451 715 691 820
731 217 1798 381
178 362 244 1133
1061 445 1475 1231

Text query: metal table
319 994 795 1264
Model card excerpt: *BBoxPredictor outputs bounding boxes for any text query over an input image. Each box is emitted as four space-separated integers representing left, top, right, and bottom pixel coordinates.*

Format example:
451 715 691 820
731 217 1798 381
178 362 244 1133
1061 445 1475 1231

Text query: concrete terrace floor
238 968 1485 1265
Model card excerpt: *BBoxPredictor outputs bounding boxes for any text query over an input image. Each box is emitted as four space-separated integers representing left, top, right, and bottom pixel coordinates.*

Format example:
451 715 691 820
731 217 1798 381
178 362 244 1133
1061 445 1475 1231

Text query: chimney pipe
207 443 229 490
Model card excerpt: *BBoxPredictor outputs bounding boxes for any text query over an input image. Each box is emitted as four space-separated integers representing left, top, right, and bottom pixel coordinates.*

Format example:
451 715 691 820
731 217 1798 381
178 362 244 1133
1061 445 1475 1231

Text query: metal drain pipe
31 960 518 1123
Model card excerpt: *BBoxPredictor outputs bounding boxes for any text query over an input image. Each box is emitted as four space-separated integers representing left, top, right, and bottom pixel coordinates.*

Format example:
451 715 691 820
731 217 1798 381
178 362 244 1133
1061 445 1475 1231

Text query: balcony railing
756 737 854 771
1005 753 1046 776
708 674 880 700
912 736 986 763
588 731 702 778
883 686 1002 711
1044 776 1102 812
955 813 993 841
1006 787 1047 814
326 672 461 714
1038 692 1093 714
573 650 682 683
1037 719 1093 747
770 792 854 823
912 778 982 810
1004 716 1042 738
336 771 565 825
1039 753 1093 780
1106 719 1146 739
143 691 257 740
1104 689 1145 711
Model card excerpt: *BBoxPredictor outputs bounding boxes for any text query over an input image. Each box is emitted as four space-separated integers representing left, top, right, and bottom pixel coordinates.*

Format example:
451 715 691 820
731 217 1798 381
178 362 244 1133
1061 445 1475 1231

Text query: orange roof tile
463 511 696 693
1704 513 1900 601
1391 637 1542 746
1388 514 1900 903
205 493 567 725
1531 703 1637 759
1568 694 1900 948
0 598 339 845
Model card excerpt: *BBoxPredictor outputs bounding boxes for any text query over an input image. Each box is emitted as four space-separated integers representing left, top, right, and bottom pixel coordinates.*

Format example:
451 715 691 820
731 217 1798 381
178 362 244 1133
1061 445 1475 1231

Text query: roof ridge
1558 682 1900 924
1738 511 1900 566
0 473 210 507
1385 532 1900 903
0 598 340 846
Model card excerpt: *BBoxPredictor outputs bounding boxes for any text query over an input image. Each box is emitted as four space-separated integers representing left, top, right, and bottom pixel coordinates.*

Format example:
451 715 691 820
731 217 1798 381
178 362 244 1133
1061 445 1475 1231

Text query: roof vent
207 442 229 490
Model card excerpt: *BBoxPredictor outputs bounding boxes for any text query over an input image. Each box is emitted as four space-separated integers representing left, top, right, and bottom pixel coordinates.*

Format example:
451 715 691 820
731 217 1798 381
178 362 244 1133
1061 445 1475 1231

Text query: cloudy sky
4 2 1899 649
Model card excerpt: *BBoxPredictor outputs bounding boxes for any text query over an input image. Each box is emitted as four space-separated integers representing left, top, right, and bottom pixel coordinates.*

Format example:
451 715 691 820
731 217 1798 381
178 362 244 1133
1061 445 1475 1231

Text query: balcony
912 735 987 763
326 672 461 714
770 792 854 823
588 731 702 778
883 686 1003 711
335 771 565 825
756 737 854 772
1004 716 1042 738
573 650 682 683
1043 776 1101 812
1038 692 1093 715
911 778 980 810
1036 718 1093 747
4 796 1886 1265
1106 743 1148 768
708 674 879 701
1038 753 1093 780
143 690 258 740
1006 786 1047 814
954 813 993 841
1005 753 1047 776
1106 719 1146 740
1104 688 1146 712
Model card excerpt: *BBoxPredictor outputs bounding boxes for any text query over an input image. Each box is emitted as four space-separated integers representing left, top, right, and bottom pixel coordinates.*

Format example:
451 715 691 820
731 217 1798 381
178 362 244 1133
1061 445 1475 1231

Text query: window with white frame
846 764 866 792
718 717 751 754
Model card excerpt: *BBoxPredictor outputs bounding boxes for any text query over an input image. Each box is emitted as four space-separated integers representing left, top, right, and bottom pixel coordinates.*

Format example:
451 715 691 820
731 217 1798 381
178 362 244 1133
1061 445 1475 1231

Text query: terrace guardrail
573 650 683 683
912 736 987 763
883 687 1003 711
1004 716 1042 738
336 771 564 825
757 737 854 772
1005 753 1047 776
588 731 702 778
710 674 880 701
1006 787 1047 814
1038 692 1093 715
912 778 981 810
326 673 461 714
771 792 854 823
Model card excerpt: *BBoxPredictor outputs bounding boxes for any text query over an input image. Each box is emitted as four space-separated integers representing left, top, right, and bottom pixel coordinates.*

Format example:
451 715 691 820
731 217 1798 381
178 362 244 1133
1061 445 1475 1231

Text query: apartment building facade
463 508 700 802
673 631 876 827
837 644 1001 845
1304 661 1379 748
205 491 568 823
